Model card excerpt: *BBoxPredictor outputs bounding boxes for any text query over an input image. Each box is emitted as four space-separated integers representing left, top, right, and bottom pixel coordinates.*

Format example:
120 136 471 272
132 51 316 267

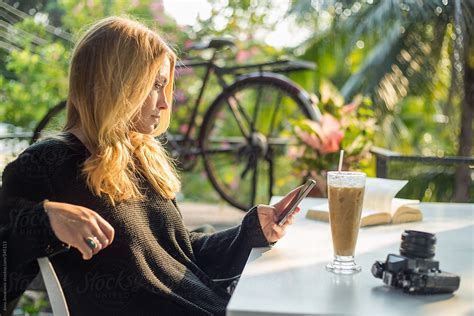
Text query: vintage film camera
371 230 460 295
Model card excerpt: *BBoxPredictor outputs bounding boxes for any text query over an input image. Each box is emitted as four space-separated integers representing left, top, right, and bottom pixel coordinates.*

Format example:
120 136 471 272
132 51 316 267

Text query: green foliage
178 164 221 202
287 0 473 202
0 0 191 130
0 0 282 130
19 295 49 316
291 81 376 195
1 18 70 128
2 0 471 203
193 0 274 42
392 163 474 203
188 0 283 64
287 0 470 156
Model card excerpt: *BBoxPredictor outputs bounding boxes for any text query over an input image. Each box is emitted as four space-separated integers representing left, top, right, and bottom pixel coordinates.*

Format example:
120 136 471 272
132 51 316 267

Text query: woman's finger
91 226 109 249
83 231 103 255
280 208 300 228
285 215 295 226
74 237 94 260
90 222 110 248
95 214 115 244
273 186 302 211
272 223 287 240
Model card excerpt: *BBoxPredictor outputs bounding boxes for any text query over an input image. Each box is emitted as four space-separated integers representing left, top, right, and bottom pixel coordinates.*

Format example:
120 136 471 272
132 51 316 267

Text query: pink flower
341 95 362 114
150 1 164 11
295 126 322 150
319 114 344 154
184 40 194 49
221 142 230 150
230 178 240 190
288 145 305 159
154 14 166 25
297 114 344 154
179 124 188 134
236 50 252 63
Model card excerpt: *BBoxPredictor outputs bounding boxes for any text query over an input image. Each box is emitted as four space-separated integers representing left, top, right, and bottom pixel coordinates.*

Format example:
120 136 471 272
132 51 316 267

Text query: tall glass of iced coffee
326 171 366 274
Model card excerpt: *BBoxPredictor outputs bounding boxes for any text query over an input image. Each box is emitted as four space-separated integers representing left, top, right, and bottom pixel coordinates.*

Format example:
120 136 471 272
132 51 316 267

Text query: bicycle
32 38 321 211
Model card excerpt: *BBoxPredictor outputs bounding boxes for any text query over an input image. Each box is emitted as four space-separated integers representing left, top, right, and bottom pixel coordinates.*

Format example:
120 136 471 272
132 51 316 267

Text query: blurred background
0 0 472 207
0 1 473 314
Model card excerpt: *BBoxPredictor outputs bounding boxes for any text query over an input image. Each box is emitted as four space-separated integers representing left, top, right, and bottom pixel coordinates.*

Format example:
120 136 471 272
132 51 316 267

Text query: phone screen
277 179 316 226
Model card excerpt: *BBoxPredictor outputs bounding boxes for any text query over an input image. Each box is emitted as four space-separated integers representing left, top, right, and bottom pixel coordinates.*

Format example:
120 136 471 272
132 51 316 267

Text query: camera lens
400 230 436 259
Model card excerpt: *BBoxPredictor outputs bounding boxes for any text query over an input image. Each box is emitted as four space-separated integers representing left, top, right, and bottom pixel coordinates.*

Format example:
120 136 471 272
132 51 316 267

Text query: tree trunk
453 0 473 202
453 54 473 202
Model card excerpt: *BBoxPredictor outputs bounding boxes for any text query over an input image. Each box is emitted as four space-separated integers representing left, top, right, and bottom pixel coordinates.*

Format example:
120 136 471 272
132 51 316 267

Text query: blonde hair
63 16 180 205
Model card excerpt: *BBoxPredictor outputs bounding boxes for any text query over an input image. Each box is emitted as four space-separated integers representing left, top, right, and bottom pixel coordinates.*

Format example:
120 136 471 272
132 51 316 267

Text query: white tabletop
227 198 474 316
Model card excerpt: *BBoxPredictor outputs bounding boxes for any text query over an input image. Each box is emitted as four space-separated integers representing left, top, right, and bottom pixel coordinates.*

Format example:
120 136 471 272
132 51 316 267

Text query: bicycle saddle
189 38 235 51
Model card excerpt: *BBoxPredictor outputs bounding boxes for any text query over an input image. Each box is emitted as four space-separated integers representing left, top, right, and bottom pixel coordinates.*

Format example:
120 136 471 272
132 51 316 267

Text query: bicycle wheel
199 72 320 210
31 101 67 144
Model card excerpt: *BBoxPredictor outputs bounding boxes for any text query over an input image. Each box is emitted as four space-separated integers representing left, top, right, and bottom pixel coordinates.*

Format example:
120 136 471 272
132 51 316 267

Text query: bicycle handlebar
187 38 236 51
176 59 316 76
224 59 316 74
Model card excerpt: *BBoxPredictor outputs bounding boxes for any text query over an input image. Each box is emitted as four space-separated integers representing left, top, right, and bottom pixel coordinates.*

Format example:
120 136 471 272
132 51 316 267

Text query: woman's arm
187 206 268 279
0 146 115 302
183 189 301 280
0 153 69 263
0 150 67 302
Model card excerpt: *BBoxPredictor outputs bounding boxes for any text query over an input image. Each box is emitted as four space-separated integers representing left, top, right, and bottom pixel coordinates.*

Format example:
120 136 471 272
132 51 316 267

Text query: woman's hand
43 201 115 260
256 187 302 243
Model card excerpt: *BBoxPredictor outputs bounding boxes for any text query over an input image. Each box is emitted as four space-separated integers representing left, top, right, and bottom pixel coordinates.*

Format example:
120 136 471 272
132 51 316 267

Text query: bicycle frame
172 53 315 154
173 51 234 147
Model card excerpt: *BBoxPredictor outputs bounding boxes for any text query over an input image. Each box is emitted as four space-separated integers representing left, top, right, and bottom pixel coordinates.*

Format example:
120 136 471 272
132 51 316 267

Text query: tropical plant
287 0 473 201
291 81 376 196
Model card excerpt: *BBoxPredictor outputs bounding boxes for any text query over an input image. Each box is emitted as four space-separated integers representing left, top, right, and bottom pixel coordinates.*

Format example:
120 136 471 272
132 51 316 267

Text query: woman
1 16 300 315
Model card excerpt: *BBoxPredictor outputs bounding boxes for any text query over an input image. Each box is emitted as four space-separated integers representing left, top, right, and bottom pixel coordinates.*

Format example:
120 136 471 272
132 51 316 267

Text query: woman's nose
157 92 169 110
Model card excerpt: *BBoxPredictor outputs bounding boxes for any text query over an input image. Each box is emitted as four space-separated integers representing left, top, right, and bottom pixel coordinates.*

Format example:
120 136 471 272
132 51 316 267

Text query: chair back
37 257 70 316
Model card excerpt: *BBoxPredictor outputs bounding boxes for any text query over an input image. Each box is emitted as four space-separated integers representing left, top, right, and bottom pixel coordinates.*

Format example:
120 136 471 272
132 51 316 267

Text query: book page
307 178 419 226
307 202 392 227
363 178 408 214
391 198 420 214
309 203 384 217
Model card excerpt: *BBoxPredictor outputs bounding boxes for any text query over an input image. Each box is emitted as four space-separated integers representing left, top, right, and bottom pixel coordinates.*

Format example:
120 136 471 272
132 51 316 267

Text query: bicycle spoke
201 78 315 210
251 158 258 206
225 94 252 138
251 84 263 133
267 90 283 139
267 149 274 199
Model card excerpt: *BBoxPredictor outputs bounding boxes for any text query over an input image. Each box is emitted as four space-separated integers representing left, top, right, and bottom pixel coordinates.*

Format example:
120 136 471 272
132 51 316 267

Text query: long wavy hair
63 16 180 205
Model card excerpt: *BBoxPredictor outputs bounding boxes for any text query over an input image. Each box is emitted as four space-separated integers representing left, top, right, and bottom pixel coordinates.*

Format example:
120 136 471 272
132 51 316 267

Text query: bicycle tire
199 72 320 211
31 100 67 144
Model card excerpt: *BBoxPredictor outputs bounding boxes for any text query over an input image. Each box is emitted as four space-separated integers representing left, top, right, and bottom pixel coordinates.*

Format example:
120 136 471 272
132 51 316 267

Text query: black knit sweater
0 133 270 315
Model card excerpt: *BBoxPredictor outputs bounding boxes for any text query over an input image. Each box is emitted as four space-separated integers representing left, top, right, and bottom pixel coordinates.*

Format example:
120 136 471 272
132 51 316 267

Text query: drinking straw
338 150 344 172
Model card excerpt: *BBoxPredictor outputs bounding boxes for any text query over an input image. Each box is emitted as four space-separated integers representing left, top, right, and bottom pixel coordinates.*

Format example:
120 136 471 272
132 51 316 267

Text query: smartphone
277 179 317 226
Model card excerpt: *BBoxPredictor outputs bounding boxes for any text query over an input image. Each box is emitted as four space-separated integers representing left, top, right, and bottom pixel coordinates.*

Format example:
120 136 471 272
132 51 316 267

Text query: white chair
37 257 70 316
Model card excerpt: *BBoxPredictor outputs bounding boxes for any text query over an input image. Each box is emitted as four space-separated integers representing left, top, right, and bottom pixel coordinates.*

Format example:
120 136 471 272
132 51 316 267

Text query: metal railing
371 147 474 178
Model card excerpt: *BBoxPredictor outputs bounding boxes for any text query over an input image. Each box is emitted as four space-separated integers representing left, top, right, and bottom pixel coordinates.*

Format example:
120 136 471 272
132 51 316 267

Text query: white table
227 198 474 316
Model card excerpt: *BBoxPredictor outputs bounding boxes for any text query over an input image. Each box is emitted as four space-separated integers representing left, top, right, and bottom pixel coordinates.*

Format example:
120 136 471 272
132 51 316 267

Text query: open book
306 178 422 227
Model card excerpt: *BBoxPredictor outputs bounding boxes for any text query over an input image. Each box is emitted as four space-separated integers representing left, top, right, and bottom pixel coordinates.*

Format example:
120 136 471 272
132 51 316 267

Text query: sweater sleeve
186 206 270 279
0 149 69 301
